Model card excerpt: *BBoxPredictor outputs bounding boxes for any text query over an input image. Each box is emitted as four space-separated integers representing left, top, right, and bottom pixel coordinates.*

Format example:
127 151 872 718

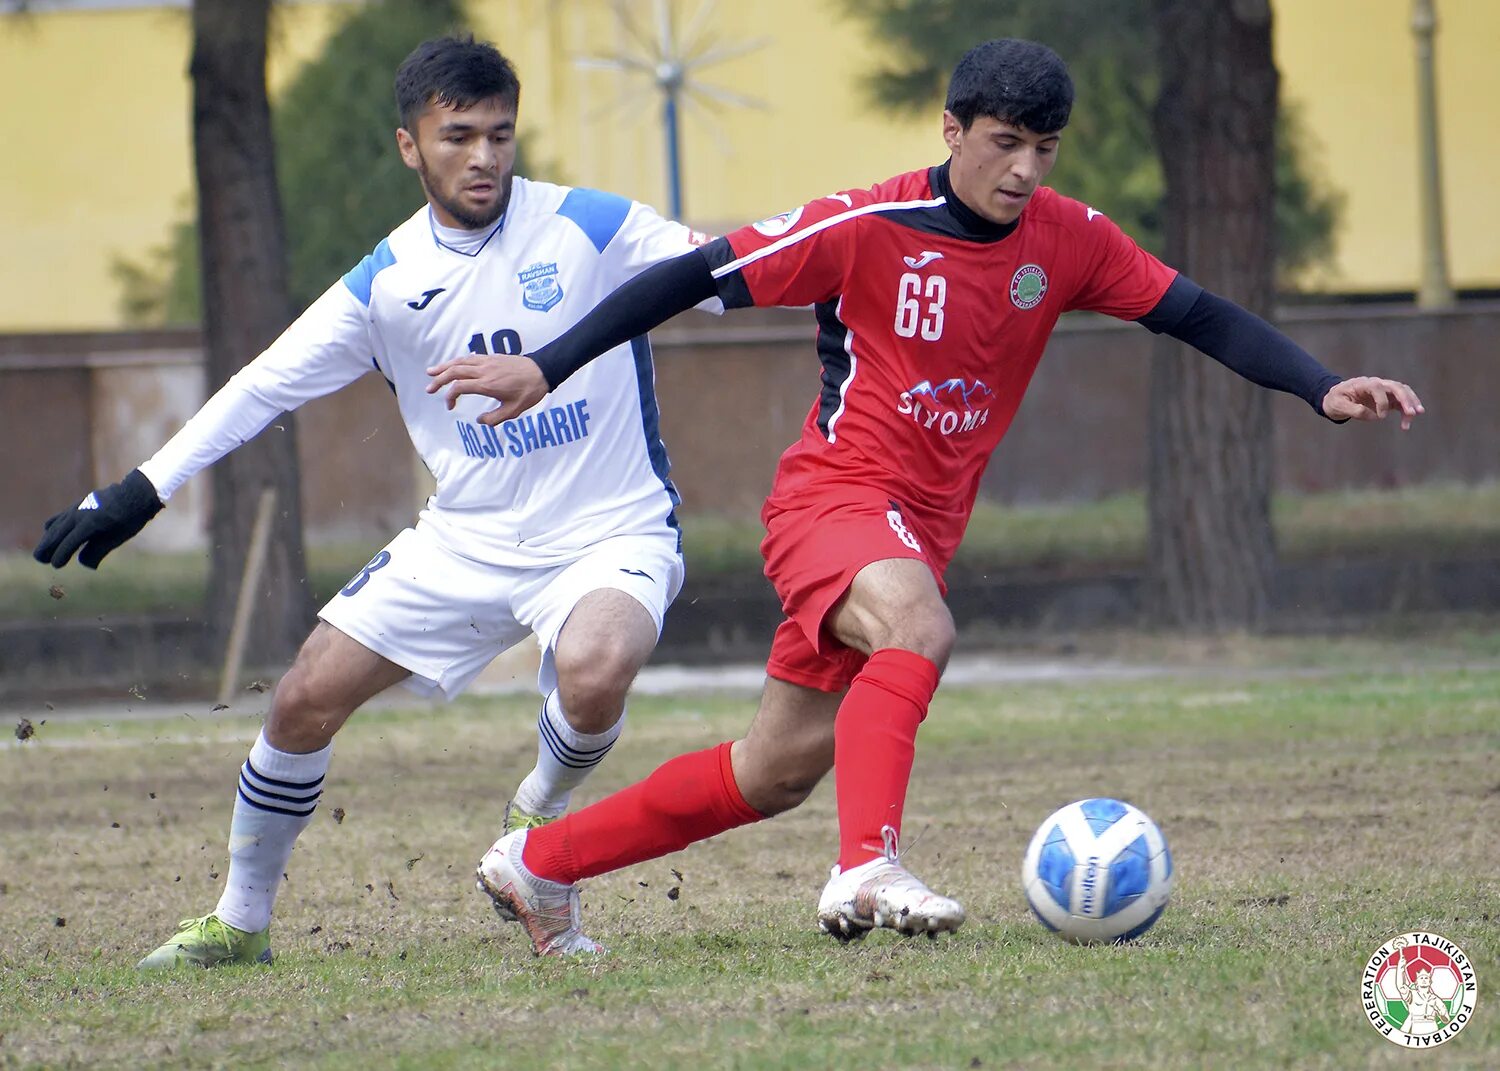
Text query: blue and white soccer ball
1021 798 1173 944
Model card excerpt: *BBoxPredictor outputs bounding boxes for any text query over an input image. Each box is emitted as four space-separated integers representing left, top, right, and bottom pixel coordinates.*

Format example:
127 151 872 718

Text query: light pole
1411 0 1454 307
577 0 767 222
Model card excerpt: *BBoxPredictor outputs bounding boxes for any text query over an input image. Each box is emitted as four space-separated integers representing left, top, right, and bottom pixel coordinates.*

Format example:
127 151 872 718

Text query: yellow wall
1274 0 1499 292
1 0 1495 331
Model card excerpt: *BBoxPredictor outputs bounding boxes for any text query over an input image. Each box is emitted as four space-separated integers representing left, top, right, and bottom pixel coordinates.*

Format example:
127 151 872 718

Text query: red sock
835 648 941 870
522 741 762 884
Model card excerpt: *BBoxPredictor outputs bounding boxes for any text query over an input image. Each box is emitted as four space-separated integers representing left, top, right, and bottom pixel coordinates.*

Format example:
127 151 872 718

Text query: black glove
33 469 164 569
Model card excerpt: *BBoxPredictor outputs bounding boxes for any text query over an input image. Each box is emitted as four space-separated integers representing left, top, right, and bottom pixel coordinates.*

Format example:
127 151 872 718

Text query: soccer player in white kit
32 36 720 968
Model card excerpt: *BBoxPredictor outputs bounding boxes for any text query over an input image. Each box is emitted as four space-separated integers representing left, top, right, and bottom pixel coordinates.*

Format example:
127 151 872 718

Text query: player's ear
941 110 964 154
396 126 421 171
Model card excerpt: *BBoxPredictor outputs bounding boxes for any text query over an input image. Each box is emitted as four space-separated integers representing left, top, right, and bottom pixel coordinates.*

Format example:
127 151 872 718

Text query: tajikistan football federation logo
1009 263 1048 309
1362 932 1477 1047
518 262 564 312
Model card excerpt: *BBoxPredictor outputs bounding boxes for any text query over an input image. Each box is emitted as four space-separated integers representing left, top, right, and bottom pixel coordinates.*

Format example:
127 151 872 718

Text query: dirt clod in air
15 719 34 741
48 585 65 600
331 807 346 824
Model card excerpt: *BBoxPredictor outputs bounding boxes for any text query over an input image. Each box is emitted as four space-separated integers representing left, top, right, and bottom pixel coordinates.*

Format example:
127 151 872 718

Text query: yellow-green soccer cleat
136 914 272 970
502 800 559 835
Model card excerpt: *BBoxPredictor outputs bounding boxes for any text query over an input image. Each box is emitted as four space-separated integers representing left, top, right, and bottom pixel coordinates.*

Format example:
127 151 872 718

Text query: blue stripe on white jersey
342 238 396 306
630 334 682 552
557 188 633 253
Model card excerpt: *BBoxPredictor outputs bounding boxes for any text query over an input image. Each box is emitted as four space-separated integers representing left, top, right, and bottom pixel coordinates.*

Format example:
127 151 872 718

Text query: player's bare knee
264 670 342 751
555 666 630 735
876 603 955 668
554 647 636 734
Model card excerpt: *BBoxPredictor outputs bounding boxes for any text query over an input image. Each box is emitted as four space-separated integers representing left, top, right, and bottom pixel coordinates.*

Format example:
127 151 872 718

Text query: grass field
2 640 1497 1069
6 481 1500 620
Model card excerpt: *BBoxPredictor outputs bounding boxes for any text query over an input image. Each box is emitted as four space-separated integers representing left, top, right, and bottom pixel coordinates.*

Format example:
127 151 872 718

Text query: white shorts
318 522 685 700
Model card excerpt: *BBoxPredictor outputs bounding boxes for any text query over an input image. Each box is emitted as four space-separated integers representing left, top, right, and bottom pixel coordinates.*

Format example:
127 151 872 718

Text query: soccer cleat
502 800 559 836
486 804 561 922
816 844 966 942
476 830 605 957
136 914 272 969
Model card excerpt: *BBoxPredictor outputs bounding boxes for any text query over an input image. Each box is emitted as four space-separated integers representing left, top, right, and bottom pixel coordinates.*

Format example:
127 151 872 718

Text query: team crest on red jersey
752 207 805 237
1010 263 1048 310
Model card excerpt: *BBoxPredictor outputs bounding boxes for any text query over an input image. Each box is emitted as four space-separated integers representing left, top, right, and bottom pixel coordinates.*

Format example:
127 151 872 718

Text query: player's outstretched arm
1138 277 1424 429
427 248 718 426
35 282 376 568
33 469 164 570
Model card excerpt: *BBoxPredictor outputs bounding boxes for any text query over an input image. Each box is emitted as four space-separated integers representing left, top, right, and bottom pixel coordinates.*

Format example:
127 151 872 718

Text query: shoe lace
179 915 233 955
880 823 929 864
511 812 554 832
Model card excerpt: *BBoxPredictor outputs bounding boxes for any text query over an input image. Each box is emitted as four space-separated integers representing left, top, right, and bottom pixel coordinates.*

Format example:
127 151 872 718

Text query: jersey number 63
894 273 946 341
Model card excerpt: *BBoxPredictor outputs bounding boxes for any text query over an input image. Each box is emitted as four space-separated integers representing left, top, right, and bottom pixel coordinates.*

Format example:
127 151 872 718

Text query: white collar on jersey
428 207 506 257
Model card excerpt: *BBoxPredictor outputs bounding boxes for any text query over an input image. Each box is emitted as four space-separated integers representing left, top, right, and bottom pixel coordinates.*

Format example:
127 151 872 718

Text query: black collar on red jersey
925 160 1021 243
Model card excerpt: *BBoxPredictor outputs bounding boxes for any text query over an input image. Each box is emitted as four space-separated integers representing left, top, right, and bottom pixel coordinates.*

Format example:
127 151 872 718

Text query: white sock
511 690 623 818
214 730 331 933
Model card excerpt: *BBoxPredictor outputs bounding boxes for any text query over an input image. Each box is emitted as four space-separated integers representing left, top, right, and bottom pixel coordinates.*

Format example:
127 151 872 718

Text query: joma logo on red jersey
896 378 993 435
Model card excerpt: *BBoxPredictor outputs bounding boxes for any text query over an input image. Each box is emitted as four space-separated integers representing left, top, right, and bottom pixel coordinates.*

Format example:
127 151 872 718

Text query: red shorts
760 490 948 693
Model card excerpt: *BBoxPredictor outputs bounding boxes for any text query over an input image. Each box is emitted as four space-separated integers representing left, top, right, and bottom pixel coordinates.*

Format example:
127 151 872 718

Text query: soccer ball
1021 798 1173 944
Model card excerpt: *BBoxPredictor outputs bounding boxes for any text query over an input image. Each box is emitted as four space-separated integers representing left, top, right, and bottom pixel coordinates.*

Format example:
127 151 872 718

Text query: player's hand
33 469 164 569
425 354 549 427
1320 376 1424 430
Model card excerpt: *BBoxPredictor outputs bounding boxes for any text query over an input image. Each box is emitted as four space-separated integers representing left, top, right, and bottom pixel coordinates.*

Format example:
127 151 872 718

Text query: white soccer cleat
476 830 605 958
816 841 965 942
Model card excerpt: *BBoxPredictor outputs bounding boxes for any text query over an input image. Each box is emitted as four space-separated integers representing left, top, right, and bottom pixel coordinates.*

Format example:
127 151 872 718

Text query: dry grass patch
2 661 1497 1069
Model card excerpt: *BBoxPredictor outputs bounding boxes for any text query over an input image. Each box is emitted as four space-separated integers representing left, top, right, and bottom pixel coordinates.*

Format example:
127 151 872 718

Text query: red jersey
700 163 1176 566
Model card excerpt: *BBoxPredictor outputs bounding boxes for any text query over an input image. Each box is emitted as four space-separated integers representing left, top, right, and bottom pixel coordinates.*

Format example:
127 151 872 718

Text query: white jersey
139 178 720 565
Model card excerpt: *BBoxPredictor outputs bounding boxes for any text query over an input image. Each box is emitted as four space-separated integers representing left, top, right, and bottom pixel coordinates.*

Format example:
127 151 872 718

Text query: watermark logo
1362 932 1477 1048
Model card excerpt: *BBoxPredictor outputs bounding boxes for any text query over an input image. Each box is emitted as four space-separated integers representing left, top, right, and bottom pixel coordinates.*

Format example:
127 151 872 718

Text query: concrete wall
3 302 1495 551
0 331 415 551
651 301 1497 513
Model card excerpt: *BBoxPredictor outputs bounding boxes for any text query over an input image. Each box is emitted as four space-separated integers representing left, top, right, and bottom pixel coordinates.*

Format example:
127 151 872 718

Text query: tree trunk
1145 0 1279 632
192 0 314 667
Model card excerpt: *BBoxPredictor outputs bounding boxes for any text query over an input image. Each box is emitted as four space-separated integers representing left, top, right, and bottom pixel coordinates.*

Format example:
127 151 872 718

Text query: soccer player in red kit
429 39 1423 955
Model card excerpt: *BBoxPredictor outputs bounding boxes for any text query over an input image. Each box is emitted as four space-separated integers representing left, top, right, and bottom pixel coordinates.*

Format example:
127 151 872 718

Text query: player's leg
825 556 954 868
141 524 527 969
755 494 963 938
815 556 965 939
138 624 408 969
478 671 841 955
505 535 683 829
505 590 656 828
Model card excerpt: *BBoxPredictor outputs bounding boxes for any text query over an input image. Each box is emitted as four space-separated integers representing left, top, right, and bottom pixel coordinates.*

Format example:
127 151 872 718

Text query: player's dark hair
945 38 1073 134
395 35 520 132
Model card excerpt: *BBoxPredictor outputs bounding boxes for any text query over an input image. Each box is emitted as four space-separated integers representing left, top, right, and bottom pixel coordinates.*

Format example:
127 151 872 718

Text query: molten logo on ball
1021 798 1172 944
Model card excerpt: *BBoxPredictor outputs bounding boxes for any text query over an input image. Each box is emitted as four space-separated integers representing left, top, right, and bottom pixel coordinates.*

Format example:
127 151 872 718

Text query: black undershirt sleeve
529 249 718 390
1136 274 1345 419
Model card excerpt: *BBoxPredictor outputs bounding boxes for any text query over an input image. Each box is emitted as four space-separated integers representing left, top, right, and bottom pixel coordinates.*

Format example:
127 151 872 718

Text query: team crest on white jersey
752 207 804 237
518 262 564 312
